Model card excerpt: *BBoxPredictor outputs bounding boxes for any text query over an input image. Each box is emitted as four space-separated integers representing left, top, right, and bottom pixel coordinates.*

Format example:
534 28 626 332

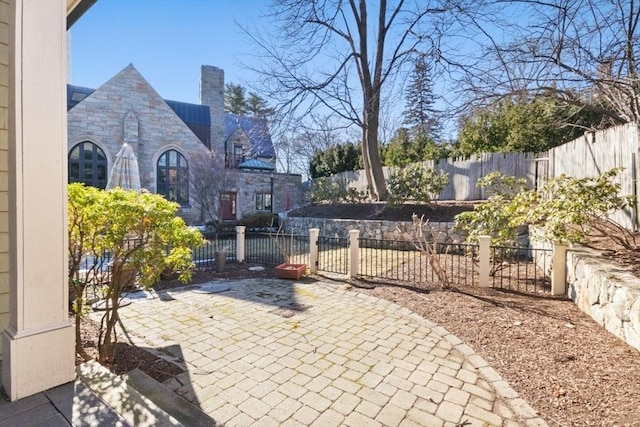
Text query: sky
70 0 269 104
69 0 520 143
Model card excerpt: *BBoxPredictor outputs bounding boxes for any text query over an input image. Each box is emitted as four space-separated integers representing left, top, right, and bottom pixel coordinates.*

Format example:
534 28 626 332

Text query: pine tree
224 83 248 115
403 55 441 141
247 92 274 120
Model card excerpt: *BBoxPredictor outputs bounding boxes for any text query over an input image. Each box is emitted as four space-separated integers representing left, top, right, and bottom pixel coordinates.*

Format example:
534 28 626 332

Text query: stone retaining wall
565 247 640 352
283 217 465 243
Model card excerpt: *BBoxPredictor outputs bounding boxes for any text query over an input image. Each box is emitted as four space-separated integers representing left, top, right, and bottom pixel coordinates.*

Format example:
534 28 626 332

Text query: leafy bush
455 169 637 250
68 184 204 363
310 177 368 204
455 172 527 246
344 187 368 204
477 172 527 198
514 168 636 248
387 164 449 207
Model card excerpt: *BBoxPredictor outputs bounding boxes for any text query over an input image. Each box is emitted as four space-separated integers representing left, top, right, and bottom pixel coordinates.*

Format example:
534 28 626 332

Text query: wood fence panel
550 123 639 230
329 123 638 230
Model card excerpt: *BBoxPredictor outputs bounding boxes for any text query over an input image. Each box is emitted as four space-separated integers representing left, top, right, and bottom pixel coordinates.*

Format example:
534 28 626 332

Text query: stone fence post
309 228 319 274
478 235 491 287
236 226 246 262
349 230 360 278
552 241 567 296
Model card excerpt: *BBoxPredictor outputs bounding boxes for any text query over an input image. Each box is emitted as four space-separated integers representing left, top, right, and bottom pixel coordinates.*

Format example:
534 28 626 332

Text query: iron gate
317 236 349 274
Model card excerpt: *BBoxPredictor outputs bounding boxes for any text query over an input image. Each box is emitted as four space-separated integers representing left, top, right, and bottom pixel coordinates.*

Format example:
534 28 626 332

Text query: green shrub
309 177 367 204
68 184 204 363
387 164 449 207
455 169 636 250
454 172 527 246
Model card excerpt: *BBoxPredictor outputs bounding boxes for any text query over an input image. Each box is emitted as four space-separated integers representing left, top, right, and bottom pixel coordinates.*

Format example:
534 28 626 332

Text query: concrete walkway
0 376 129 426
106 278 548 427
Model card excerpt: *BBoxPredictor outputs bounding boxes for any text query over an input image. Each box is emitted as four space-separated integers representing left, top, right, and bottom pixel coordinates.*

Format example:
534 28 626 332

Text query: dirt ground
79 203 640 426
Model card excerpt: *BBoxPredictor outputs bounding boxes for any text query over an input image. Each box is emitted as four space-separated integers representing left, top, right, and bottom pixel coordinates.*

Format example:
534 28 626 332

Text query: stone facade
68 65 211 223
531 231 640 352
283 217 465 243
200 65 225 154
68 64 303 225
235 172 303 220
565 247 640 352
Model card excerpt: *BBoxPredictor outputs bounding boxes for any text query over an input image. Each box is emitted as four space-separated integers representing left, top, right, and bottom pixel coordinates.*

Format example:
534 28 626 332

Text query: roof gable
67 64 207 147
225 113 276 158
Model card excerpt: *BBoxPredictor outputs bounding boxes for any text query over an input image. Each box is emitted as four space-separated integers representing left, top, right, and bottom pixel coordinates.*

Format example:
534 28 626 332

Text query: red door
220 192 236 220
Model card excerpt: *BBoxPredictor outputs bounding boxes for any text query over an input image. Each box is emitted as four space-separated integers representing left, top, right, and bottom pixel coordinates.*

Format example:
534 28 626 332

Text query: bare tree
450 0 640 127
273 113 347 177
190 151 237 225
244 0 444 200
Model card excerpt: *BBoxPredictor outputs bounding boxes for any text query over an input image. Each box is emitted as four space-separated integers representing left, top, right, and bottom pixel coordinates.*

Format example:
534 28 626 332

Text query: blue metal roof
165 100 211 149
67 85 95 110
225 113 276 158
238 158 275 170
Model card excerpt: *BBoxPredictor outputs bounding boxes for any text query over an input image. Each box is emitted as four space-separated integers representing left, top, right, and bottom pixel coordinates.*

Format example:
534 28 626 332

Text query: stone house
66 64 302 225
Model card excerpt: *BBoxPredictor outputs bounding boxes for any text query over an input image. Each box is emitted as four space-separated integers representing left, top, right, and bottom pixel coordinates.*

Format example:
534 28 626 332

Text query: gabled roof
67 84 212 147
67 72 277 158
225 113 276 158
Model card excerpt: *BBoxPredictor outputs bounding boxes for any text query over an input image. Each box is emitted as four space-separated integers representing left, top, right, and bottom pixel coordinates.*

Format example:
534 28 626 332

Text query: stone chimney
200 65 225 154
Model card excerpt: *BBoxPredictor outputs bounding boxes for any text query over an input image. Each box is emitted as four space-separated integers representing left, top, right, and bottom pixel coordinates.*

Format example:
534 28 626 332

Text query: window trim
157 149 190 206
68 141 108 189
255 192 272 211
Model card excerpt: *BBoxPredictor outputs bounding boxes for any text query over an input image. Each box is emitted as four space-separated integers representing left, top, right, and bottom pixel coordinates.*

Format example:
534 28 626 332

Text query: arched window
157 150 189 205
68 141 108 189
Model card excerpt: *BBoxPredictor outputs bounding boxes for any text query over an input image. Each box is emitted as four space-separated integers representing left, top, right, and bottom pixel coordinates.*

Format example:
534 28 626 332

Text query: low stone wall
565 247 640 352
283 217 465 243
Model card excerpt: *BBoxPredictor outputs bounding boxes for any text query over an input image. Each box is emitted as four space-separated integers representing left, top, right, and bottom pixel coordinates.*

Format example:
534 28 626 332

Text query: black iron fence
245 232 310 266
358 238 479 287
192 232 237 267
73 230 554 297
317 236 349 274
490 245 552 293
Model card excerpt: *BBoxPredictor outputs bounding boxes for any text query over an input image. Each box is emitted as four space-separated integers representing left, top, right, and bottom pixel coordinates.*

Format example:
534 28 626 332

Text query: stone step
76 360 182 427
123 368 217 427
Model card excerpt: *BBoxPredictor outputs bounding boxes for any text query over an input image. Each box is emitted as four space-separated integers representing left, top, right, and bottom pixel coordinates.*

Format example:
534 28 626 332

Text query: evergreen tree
224 83 248 115
309 142 363 178
457 96 604 155
247 92 274 120
403 54 441 141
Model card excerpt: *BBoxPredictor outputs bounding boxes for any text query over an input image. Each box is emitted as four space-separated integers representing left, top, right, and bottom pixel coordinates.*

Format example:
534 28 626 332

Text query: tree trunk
364 106 387 200
360 128 374 199
75 313 90 361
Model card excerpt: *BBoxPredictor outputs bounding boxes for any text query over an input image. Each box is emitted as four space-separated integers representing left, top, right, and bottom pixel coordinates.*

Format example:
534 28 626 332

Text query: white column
2 0 74 400
349 229 360 278
552 241 567 296
309 228 319 274
478 235 491 288
236 226 246 262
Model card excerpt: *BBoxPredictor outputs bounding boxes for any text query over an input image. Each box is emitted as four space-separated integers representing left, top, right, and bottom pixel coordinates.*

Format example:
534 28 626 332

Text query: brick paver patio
104 279 548 426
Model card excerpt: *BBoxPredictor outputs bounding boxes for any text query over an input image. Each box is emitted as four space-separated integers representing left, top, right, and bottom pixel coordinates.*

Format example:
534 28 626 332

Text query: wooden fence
331 122 640 230
549 123 639 230
334 152 547 200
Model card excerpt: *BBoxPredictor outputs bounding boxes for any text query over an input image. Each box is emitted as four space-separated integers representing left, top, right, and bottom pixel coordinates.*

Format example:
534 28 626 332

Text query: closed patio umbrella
106 143 141 191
